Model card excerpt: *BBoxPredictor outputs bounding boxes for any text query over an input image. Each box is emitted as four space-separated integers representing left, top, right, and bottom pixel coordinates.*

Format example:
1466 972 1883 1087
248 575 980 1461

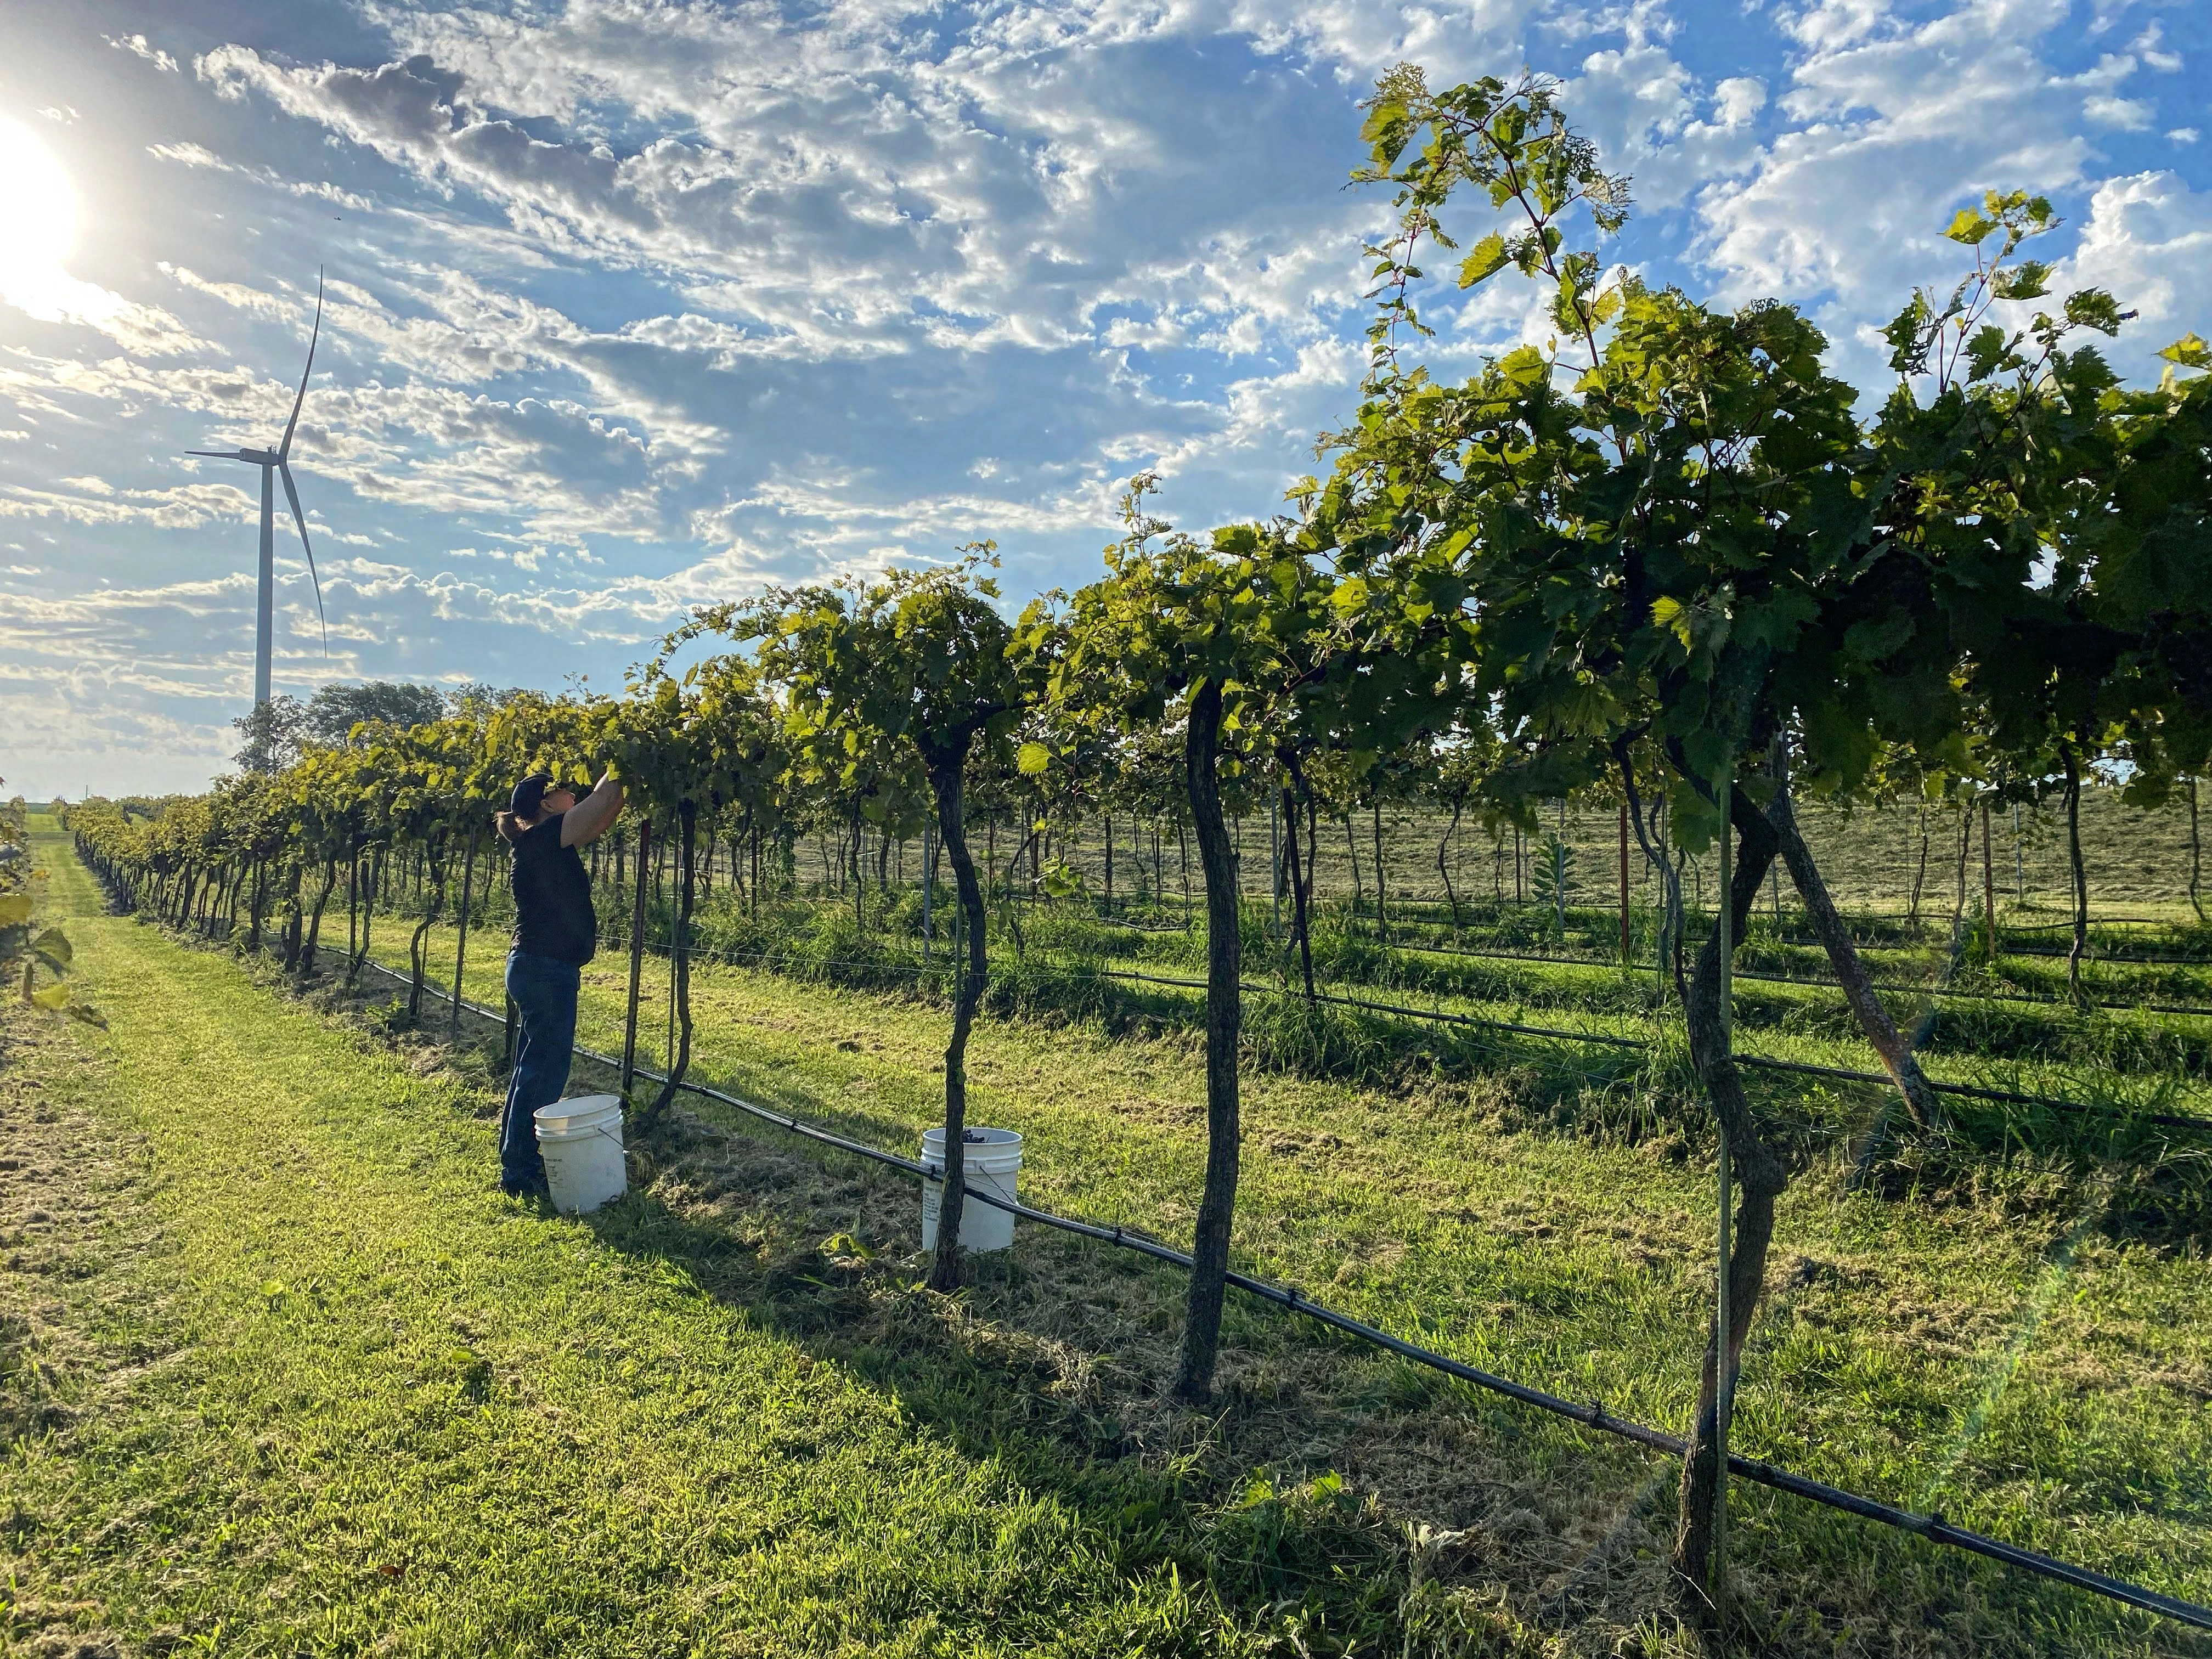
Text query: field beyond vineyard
16 814 2211 1656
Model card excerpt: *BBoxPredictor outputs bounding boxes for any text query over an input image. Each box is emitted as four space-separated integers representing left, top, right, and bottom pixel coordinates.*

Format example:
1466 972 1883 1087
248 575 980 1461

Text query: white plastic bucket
919 1126 1023 1252
534 1093 628 1215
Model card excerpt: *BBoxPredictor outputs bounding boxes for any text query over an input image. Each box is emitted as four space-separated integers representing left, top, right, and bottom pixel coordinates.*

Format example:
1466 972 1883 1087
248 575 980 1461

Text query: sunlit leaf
1457 232 1510 289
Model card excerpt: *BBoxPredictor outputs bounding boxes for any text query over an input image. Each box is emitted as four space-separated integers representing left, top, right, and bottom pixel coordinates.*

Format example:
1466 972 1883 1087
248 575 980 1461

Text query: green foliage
304 679 450 746
1 797 99 1025
1531 832 1574 916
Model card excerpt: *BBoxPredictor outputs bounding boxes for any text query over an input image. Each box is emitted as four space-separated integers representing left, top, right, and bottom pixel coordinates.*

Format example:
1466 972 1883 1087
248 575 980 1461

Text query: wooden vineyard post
1980 798 1997 963
2191 779 2206 923
921 816 934 963
1269 797 1281 941
1372 800 1388 943
1711 769 1735 1620
621 817 653 1097
1178 817 1190 928
452 823 477 1035
1619 802 1630 964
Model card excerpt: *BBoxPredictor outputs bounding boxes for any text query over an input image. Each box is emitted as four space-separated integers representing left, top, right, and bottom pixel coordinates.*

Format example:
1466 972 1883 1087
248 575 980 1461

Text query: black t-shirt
510 814 596 966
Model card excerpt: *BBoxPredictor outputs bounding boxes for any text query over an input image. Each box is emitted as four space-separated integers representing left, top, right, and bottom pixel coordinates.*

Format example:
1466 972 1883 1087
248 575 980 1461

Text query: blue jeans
501 950 580 1187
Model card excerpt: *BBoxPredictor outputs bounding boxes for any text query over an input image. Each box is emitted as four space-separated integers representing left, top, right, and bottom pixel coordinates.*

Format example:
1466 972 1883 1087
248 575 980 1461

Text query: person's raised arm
560 770 624 848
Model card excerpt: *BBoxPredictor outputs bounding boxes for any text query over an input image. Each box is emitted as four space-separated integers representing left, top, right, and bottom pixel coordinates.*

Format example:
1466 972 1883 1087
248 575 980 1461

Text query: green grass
21 816 2212 1655
5 822 1416 1655
354 922 2211 1645
960 787 2208 919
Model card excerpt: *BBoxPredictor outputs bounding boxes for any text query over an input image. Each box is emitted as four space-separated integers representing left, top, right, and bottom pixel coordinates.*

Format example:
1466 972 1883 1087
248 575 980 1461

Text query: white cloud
2085 94 2155 130
2049 170 2212 345
106 33 180 74
1713 76 1767 127
7 0 2207 795
1681 0 2135 386
2128 21 2181 72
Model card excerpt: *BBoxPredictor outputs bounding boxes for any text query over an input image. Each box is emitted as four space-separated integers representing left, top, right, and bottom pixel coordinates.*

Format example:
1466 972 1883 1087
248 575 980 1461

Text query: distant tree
232 695 309 775
306 681 448 744
446 683 531 720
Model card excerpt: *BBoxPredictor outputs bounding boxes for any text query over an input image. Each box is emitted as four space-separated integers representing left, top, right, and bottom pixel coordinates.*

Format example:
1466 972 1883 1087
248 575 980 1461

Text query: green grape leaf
1457 232 1511 289
2157 332 2210 369
1945 207 1996 245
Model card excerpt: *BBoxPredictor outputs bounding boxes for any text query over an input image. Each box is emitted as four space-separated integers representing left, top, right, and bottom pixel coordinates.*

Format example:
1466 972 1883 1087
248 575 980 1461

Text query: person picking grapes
493 766 623 1197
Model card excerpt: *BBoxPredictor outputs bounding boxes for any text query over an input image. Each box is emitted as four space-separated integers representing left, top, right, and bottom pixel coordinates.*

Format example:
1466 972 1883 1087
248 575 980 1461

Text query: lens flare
0 118 110 324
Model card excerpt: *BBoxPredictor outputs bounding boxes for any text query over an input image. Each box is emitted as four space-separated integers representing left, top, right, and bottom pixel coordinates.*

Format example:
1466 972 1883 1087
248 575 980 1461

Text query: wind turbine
186 271 331 708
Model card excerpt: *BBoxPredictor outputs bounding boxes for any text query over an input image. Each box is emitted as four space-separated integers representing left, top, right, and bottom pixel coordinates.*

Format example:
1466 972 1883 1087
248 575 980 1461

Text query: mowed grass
22 816 2212 1655
360 895 2212 1646
1029 787 2208 921
1 824 1273 1655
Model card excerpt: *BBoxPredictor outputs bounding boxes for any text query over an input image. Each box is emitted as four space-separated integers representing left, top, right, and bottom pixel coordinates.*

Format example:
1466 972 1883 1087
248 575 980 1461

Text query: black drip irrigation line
150 885 2212 1137
2004 944 2212 967
1381 935 2212 1020
346 950 2212 1636
1383 912 2212 967
576 926 2212 1135
1090 966 2212 1131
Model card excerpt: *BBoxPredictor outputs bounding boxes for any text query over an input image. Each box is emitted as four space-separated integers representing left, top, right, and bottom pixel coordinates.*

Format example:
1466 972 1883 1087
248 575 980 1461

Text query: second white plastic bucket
534 1093 628 1215
919 1126 1023 1252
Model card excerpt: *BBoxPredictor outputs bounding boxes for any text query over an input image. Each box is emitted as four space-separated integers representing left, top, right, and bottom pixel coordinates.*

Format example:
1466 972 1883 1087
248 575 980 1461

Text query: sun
0 118 93 322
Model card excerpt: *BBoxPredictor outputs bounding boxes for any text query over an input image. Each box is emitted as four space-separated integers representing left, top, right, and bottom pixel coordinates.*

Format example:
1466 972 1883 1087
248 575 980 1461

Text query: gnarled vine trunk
301 857 336 977
279 861 303 970
2063 745 2090 1006
620 818 653 1097
1440 797 1465 936
452 825 478 1033
927 757 989 1294
644 802 698 1127
1767 785 1941 1132
1177 678 1241 1403
407 832 448 1023
1672 788 1788 1615
2189 778 2204 924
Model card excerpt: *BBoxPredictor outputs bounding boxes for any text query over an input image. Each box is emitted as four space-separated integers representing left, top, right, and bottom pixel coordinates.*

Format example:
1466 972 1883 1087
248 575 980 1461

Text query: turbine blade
184 448 251 460
278 268 324 462
279 460 330 659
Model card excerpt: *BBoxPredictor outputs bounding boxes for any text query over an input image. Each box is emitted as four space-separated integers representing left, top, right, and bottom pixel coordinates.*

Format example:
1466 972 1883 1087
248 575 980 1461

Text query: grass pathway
358 910 2212 1599
1 826 1233 1655
17 819 2212 1655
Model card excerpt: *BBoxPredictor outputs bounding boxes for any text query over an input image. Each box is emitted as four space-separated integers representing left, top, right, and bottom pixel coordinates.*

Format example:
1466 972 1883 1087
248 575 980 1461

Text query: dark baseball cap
510 772 555 817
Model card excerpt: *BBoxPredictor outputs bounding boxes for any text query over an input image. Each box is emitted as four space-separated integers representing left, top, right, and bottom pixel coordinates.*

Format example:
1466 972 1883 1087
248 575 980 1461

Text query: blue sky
0 0 2204 797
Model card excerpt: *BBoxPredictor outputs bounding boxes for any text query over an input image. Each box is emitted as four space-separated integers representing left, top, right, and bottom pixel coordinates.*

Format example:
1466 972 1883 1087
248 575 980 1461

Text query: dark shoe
499 1174 550 1201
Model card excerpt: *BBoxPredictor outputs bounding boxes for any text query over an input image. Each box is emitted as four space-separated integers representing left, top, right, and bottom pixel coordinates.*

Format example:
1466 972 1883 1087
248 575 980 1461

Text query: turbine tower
186 272 331 708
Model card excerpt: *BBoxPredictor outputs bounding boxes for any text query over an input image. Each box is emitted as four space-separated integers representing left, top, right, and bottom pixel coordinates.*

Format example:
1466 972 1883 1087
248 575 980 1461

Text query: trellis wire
570 926 2212 1135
